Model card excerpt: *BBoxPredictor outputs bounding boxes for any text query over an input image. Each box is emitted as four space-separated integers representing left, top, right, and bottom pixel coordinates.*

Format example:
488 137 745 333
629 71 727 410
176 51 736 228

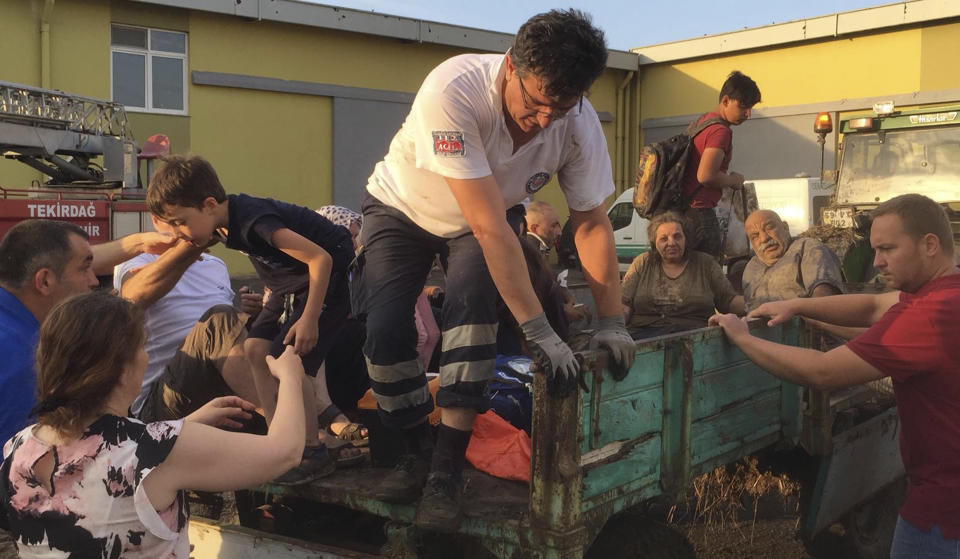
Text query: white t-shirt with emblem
366 53 614 238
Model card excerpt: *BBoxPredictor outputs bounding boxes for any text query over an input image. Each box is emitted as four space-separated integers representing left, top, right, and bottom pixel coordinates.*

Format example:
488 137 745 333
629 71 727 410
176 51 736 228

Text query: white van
604 177 833 273
606 189 650 273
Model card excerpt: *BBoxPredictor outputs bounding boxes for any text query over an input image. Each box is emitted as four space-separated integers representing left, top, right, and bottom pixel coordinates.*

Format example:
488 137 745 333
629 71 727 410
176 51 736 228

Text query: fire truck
0 80 165 243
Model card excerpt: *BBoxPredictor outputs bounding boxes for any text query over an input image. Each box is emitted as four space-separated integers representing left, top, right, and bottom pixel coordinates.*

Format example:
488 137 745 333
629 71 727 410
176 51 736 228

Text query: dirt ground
684 518 812 559
670 456 814 559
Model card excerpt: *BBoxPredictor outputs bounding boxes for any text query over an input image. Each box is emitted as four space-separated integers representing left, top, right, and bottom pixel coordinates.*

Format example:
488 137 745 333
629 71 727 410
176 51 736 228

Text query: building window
110 25 187 114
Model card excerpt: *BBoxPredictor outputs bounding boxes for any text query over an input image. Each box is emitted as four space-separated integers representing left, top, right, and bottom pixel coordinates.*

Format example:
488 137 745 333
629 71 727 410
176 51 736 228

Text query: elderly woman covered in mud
0 291 307 558
621 211 745 340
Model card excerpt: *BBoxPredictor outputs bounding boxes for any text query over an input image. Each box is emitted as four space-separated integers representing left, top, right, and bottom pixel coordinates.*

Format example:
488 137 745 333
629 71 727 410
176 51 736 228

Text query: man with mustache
741 209 843 310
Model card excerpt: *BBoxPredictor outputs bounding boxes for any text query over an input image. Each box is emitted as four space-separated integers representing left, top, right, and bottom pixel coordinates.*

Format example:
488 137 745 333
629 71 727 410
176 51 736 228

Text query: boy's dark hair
719 71 761 107
0 220 88 289
510 9 607 101
873 193 954 256
147 154 227 216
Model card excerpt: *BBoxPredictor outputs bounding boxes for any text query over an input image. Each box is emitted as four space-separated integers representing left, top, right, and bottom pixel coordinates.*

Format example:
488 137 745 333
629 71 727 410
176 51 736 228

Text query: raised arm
141 346 305 511
748 290 901 328
91 232 177 275
117 239 205 308
709 314 884 391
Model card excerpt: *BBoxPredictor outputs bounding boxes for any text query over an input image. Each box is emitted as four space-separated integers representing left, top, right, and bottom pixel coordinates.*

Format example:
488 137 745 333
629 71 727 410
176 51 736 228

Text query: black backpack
633 115 728 219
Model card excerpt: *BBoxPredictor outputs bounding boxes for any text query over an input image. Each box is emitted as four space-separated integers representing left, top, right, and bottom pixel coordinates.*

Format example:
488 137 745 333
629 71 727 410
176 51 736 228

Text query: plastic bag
465 411 531 483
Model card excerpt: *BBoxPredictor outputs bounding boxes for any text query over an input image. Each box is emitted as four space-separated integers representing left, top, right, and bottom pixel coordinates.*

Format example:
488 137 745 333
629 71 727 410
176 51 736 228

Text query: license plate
822 207 854 228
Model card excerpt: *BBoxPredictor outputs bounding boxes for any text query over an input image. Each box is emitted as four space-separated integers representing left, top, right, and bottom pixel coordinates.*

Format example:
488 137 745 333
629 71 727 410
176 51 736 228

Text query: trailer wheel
586 511 695 559
804 476 905 559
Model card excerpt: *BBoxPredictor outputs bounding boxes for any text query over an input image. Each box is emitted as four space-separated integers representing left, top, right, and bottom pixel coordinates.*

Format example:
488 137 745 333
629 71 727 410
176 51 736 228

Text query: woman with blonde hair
1 290 305 557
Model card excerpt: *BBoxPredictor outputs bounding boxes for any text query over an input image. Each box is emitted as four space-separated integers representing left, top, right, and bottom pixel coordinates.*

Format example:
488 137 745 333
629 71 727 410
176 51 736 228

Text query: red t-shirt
681 112 732 209
846 270 960 537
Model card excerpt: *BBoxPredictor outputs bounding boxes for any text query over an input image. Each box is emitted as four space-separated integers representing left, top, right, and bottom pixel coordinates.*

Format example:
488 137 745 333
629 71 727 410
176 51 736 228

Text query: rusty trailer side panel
259 320 805 558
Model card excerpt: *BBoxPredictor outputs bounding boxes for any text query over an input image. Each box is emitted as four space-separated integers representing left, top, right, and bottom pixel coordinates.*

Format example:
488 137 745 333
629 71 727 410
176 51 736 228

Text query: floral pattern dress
1 415 188 558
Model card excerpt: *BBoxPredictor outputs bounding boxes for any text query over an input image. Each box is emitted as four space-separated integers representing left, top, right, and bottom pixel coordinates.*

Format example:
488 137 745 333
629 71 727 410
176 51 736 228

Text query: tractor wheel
586 511 696 559
803 476 905 559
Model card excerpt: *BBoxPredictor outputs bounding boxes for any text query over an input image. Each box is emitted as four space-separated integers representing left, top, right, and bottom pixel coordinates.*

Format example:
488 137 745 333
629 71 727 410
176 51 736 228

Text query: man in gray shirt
742 209 843 310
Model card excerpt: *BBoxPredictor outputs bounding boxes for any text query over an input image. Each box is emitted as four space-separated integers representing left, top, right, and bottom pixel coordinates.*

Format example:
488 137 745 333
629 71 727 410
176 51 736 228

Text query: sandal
318 404 369 447
333 422 369 447
326 437 366 468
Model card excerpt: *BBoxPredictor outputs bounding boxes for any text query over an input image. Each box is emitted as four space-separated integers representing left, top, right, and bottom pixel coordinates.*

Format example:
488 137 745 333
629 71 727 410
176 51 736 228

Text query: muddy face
746 210 790 266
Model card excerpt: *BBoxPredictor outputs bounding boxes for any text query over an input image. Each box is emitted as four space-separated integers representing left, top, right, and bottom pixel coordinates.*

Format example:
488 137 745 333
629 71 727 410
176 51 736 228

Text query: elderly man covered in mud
741 209 844 311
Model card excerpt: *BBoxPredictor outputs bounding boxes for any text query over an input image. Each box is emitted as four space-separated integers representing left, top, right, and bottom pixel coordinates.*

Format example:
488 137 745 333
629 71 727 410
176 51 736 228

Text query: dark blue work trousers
359 195 498 429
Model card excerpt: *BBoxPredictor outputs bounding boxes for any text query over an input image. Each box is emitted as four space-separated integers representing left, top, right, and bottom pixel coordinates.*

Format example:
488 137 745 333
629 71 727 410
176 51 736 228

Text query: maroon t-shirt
681 112 732 209
846 270 960 537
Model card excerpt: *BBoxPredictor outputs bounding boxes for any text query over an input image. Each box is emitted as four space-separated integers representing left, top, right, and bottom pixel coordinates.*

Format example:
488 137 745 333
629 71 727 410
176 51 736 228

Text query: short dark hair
510 9 607 101
147 154 227 216
0 220 88 289
35 291 145 438
646 211 692 264
719 71 761 107
873 194 954 256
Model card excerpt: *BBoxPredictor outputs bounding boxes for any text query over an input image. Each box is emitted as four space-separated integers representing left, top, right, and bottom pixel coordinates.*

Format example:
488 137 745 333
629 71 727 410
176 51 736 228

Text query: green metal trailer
256 319 821 558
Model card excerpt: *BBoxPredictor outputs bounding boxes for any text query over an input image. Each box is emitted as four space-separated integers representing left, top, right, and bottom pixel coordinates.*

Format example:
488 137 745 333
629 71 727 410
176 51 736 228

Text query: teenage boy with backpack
680 71 761 259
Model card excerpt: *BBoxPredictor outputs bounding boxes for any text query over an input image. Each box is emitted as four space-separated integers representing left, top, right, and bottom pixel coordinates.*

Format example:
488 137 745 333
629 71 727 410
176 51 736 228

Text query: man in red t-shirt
710 193 960 557
681 71 761 259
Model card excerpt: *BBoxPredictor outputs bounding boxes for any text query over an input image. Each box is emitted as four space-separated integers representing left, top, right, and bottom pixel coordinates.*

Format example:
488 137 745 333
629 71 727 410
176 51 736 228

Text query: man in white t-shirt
114 218 260 422
360 9 635 531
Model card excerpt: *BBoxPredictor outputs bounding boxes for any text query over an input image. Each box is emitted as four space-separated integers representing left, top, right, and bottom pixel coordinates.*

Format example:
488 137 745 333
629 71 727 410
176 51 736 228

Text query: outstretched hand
139 231 178 255
185 396 256 429
283 317 319 356
746 300 798 326
265 345 305 381
708 313 750 342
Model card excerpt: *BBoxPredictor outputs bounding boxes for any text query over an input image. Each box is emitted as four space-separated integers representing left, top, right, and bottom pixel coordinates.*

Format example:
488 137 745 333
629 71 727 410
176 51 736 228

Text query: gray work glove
589 315 636 380
520 313 581 398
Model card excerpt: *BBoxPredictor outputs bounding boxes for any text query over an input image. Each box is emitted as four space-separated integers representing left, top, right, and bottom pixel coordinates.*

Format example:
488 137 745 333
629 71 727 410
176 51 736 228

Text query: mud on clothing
222 194 353 369
360 53 614 428
0 287 39 446
621 250 738 335
2 416 188 558
360 196 499 428
845 271 960 538
742 236 844 311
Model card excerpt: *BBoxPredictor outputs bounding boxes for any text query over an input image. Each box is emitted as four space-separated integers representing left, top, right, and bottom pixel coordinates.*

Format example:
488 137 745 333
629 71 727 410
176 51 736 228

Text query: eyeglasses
517 76 582 120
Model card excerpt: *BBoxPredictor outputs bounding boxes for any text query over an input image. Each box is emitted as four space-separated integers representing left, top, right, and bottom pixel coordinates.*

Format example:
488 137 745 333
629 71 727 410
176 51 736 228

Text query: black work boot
371 452 431 504
371 422 433 503
414 472 463 533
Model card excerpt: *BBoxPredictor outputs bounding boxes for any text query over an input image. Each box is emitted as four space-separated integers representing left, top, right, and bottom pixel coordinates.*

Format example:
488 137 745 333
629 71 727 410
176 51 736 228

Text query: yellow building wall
184 10 627 272
639 26 930 123
0 0 628 273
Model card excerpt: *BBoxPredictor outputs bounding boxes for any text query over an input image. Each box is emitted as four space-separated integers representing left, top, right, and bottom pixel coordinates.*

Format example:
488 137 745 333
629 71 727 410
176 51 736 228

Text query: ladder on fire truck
0 80 138 187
